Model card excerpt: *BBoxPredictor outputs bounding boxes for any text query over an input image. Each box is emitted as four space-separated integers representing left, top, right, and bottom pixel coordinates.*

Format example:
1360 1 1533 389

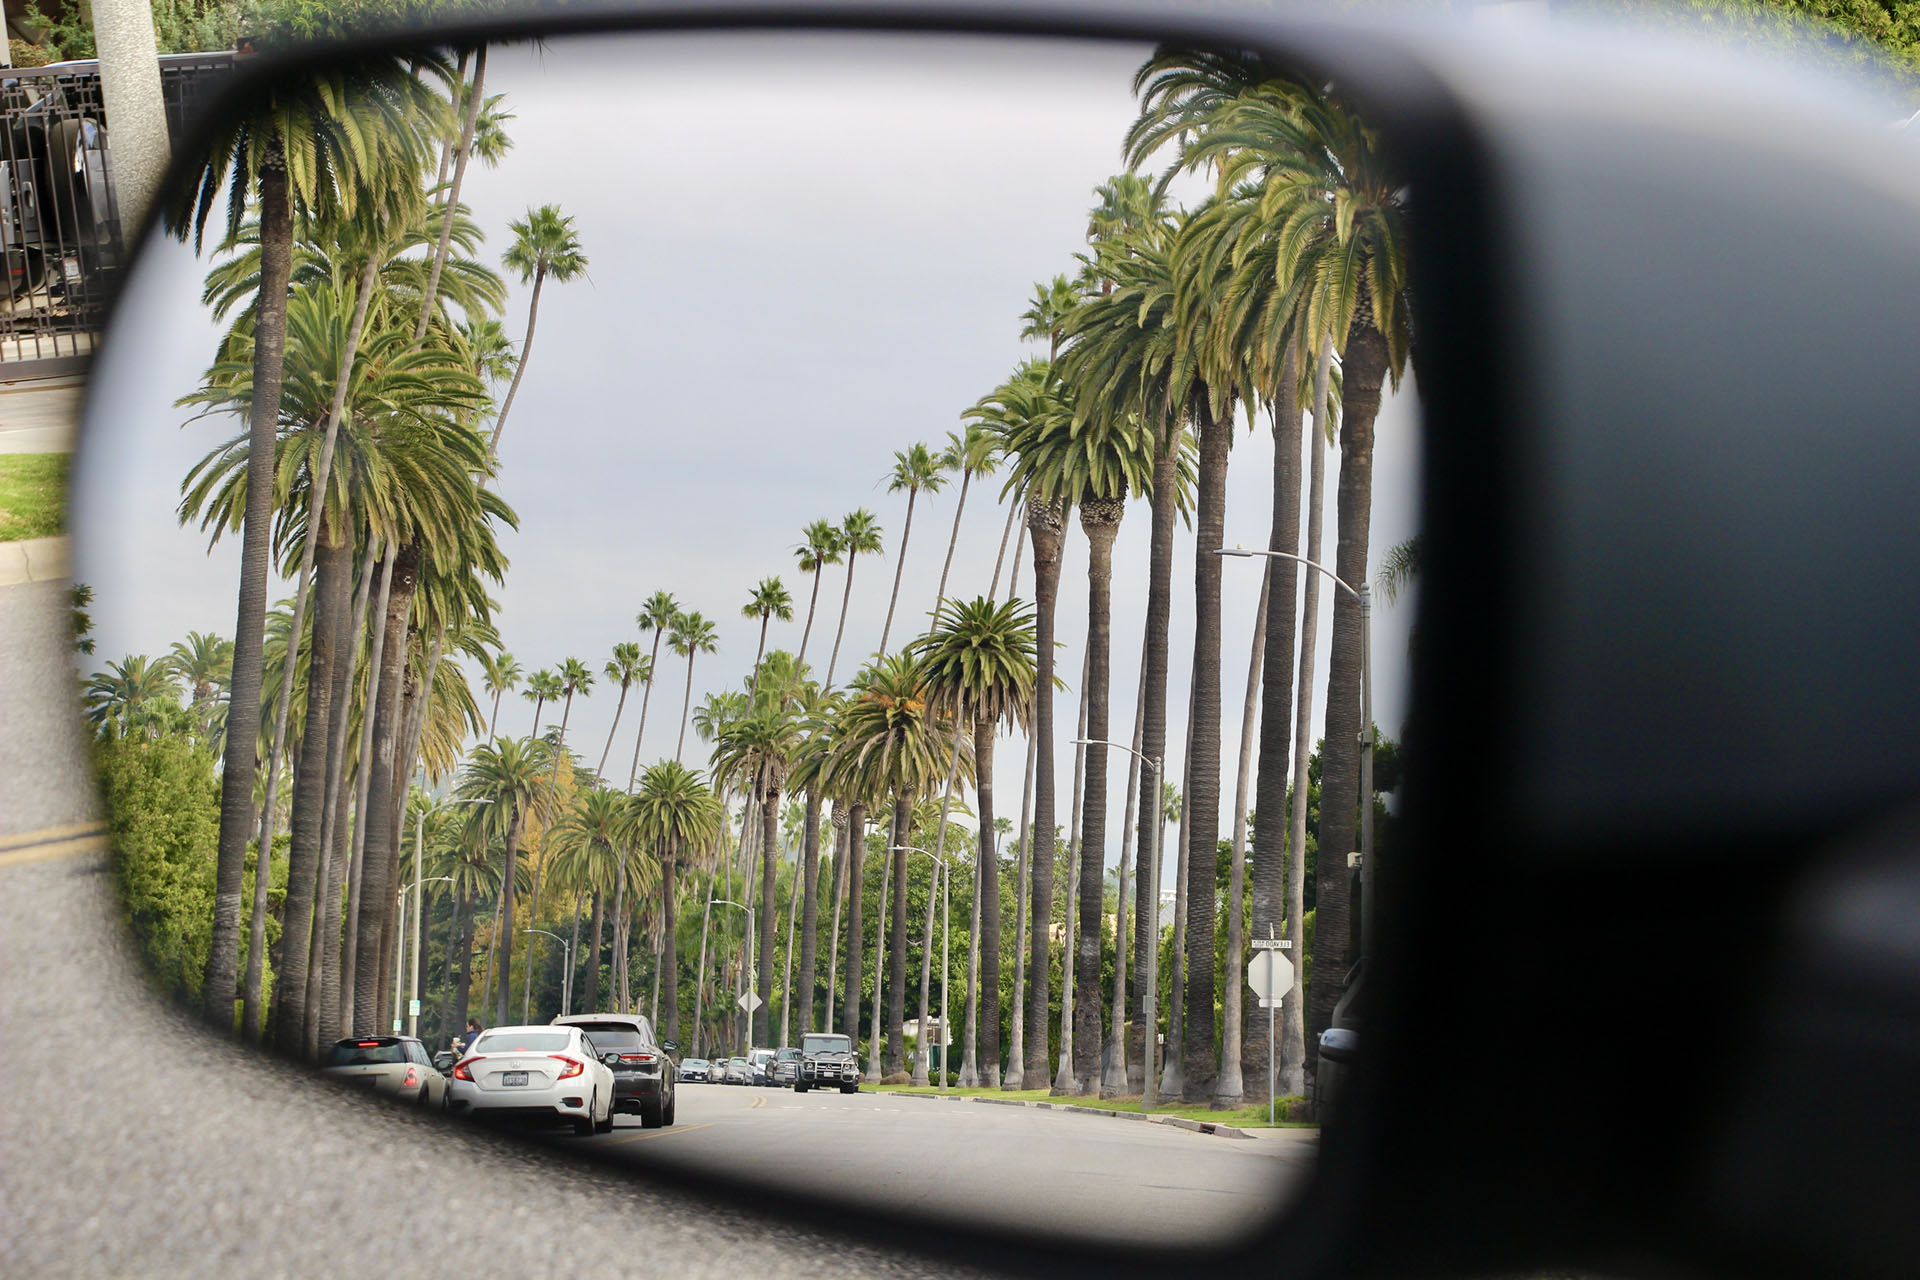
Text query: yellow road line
598 1121 709 1147
749 1094 766 1111
0 824 108 869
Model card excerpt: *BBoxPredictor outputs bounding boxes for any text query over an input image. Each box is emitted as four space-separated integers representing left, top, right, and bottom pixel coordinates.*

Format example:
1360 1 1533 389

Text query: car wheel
595 1102 614 1134
572 1107 596 1138
840 1083 858 1094
663 1091 676 1126
640 1098 664 1129
795 1082 809 1094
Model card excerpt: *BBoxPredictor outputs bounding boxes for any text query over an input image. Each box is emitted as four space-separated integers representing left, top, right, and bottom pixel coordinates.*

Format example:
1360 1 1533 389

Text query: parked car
722 1057 752 1085
552 1013 677 1128
794 1032 860 1094
1314 960 1364 1124
679 1057 712 1083
447 1023 615 1136
746 1047 775 1085
771 1046 800 1086
321 1036 448 1109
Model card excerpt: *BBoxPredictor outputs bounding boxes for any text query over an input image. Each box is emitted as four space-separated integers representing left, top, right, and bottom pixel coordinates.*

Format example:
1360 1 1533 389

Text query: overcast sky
74 31 1422 892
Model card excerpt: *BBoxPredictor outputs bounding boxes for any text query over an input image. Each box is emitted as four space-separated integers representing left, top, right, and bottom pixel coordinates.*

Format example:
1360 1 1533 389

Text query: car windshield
323 1039 406 1067
776 1048 799 1060
473 1032 570 1053
802 1035 851 1054
564 1025 645 1052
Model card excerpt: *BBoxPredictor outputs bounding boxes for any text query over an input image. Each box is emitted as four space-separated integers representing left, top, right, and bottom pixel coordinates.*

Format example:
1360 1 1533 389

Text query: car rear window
324 1039 406 1066
472 1032 570 1053
564 1024 645 1051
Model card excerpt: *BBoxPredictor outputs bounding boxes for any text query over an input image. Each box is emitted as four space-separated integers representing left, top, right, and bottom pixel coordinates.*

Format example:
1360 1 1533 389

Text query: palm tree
414 48 513 342
83 654 183 739
491 203 589 458
457 736 557 1025
482 650 522 738
628 591 681 787
1019 274 1080 359
164 55 447 1026
597 642 647 780
554 657 595 748
522 669 562 739
669 612 719 764
793 520 843 670
877 443 948 656
931 425 1001 613
630 760 723 1043
712 704 802 1044
742 577 795 698
908 597 1036 1088
824 509 883 688
165 631 232 738
549 787 649 1018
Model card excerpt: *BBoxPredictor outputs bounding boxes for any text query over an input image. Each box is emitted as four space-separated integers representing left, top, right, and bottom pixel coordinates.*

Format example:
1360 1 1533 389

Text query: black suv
793 1032 860 1093
553 1014 678 1127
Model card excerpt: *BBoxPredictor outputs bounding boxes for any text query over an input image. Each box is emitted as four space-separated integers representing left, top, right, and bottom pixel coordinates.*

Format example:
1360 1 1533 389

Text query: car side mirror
661 1040 677 1055
601 1052 621 1066
1318 1027 1360 1065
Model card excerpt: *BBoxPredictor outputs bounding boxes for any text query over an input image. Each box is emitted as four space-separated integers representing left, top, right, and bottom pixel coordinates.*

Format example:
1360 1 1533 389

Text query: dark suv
552 1014 677 1127
794 1032 860 1093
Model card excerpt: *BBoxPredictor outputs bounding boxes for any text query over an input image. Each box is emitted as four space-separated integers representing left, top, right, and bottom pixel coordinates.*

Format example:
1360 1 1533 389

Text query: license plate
503 1071 528 1086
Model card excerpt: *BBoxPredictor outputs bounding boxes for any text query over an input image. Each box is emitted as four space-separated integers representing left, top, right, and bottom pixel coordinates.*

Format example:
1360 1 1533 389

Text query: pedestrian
457 1017 484 1055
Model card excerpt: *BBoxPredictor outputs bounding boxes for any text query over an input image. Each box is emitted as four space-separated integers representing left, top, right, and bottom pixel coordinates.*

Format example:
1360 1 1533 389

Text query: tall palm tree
1019 273 1080 359
825 509 883 688
458 736 557 1025
669 612 719 764
491 203 588 458
164 631 232 738
712 704 802 1045
481 650 521 738
165 56 447 1025
83 655 183 739
931 425 1002 613
877 444 948 656
908 597 1036 1088
522 669 562 739
628 591 681 787
597 642 647 780
554 657 595 748
793 520 843 671
548 787 649 1018
742 577 795 698
629 760 723 1043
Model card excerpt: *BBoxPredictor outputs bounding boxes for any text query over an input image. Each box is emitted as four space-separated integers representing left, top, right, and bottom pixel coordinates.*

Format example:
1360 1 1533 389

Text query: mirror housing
1317 1028 1359 1066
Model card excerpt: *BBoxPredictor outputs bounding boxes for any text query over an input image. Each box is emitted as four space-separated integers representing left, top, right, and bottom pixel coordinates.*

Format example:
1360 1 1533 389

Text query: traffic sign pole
1247 927 1296 1125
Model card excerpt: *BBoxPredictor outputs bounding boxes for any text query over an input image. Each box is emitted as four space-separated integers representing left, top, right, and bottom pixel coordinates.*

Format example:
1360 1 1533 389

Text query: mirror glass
67 29 1421 1248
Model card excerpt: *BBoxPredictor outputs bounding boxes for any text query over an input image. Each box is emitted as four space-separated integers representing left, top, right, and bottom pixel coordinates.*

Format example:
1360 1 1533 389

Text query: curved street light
522 927 573 1022
890 844 951 1091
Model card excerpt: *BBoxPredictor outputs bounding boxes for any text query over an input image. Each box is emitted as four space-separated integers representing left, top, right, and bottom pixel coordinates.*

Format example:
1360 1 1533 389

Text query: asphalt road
578 1082 1316 1248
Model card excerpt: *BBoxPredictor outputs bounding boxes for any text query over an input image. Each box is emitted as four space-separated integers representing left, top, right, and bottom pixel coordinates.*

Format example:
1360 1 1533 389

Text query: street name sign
737 991 763 1013
1251 938 1293 950
1247 950 1295 1001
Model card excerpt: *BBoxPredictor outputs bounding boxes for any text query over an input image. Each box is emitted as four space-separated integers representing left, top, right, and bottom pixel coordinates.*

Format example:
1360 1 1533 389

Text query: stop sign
1246 950 1295 1002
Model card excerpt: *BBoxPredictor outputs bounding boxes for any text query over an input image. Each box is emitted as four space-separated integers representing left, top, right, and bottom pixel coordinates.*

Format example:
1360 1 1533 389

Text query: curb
888 1090 1257 1140
0 536 70 587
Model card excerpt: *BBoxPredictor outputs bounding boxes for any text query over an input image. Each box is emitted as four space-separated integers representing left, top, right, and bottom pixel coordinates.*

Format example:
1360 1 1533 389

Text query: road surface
574 1082 1316 1248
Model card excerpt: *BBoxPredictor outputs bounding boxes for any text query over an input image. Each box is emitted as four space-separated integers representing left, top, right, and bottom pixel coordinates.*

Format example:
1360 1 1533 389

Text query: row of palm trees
144 40 1408 1112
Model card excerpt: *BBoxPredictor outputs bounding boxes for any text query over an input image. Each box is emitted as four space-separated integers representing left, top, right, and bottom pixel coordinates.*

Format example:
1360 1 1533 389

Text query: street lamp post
1217 546 1376 964
522 927 573 1021
708 898 755 1052
1072 738 1161 1109
890 845 951 1091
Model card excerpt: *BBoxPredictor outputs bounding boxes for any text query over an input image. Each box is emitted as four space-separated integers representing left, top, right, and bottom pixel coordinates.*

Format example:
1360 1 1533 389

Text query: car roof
475 1024 574 1037
551 1014 648 1030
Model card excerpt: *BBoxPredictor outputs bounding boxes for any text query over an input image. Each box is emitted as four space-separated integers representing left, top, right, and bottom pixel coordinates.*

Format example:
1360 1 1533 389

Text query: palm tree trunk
415 45 486 342
932 469 971 611
452 877 476 1036
1073 500 1122 1094
780 821 801 1044
597 683 630 780
840 802 865 1041
251 251 380 1044
659 840 680 1041
488 262 545 459
826 809 851 1034
913 745 963 1085
1163 697 1195 1099
1181 405 1231 1102
797 565 825 671
675 650 698 764
879 797 907 1077
1246 348 1305 1103
628 631 666 790
521 858 548 1021
340 545 397 1035
1282 351 1328 1105
962 718 996 1087
750 614 771 699
353 544 419 1032
756 786 779 1046
1104 663 1146 1097
1131 438 1179 1086
1023 497 1066 1086
494 810 526 1025
613 856 629 1013
1004 726 1036 1089
203 155 293 1028
987 496 1019 601
1217 570 1269 1108
270 504 352 1051
877 489 919 656
489 688 503 737
307 536 377 1054
825 551 860 688
1309 316 1389 1086
1055 658 1089 1096
582 889 604 1013
797 788 822 1036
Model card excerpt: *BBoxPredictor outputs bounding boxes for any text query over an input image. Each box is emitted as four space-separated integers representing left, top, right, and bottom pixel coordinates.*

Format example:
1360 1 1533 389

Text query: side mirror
661 1040 678 1055
1318 1027 1360 1065
601 1052 622 1066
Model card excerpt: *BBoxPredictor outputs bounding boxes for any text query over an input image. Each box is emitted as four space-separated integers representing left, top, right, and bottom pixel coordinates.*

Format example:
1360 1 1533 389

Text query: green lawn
0 453 68 542
870 1083 1316 1129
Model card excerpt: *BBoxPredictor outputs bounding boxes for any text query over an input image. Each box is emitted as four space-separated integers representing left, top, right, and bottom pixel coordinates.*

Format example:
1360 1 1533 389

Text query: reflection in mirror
71 30 1420 1248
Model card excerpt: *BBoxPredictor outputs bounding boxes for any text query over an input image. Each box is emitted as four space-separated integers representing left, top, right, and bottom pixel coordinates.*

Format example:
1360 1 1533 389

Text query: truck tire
794 1081 809 1094
840 1083 858 1094
640 1098 664 1129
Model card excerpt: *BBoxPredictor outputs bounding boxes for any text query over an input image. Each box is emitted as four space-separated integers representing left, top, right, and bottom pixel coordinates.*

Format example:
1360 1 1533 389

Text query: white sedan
448 1024 616 1136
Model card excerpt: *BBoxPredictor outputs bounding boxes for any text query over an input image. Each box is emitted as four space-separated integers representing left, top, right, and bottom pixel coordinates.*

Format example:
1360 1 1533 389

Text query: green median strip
870 1083 1315 1129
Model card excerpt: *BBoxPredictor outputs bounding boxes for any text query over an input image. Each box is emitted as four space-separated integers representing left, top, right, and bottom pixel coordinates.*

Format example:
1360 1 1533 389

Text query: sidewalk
0 373 79 584
0 536 70 587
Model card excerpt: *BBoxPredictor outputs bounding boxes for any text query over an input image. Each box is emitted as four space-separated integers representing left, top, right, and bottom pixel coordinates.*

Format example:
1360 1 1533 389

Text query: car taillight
620 1053 654 1064
551 1055 584 1079
402 1065 419 1088
452 1057 476 1081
